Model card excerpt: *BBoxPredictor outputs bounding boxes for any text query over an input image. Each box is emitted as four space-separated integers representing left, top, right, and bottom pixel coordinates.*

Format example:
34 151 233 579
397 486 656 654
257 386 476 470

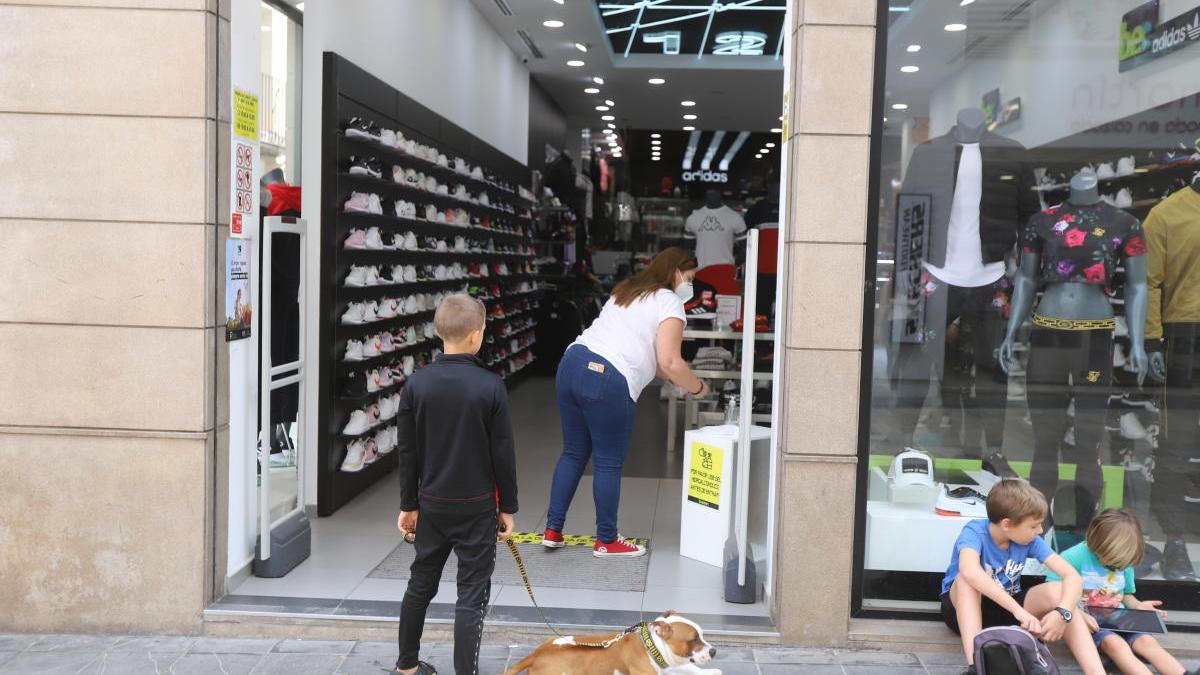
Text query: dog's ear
652 620 672 639
661 609 677 618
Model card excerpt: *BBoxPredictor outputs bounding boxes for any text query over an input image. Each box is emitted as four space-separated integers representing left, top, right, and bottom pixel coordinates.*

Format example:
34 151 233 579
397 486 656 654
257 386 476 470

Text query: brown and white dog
503 611 720 675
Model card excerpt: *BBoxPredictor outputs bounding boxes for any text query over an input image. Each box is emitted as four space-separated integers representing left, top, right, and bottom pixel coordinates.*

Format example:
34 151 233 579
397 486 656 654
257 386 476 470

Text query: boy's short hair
434 294 486 342
985 479 1047 525
1087 509 1145 569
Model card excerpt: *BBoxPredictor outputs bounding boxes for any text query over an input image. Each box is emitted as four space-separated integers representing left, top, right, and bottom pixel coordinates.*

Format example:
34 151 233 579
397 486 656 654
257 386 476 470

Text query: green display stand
868 455 1125 510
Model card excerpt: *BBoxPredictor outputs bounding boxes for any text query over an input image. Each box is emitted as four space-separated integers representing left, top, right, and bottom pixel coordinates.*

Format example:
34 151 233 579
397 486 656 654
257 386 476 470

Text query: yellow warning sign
233 89 259 140
687 441 723 510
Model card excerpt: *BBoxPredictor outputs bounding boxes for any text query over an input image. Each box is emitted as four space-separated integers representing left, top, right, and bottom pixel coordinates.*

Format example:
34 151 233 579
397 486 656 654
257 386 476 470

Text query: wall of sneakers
318 54 543 515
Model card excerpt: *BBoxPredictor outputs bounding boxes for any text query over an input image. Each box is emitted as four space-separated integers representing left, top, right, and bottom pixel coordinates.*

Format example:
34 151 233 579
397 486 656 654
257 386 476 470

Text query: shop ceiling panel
597 0 788 59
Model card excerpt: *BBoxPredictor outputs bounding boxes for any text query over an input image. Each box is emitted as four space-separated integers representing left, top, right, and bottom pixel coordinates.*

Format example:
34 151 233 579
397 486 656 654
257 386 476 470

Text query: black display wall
528 78 570 173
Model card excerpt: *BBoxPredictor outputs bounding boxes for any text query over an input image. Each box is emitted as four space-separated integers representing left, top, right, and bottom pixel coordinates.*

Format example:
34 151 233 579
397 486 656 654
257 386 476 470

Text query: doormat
368 533 651 592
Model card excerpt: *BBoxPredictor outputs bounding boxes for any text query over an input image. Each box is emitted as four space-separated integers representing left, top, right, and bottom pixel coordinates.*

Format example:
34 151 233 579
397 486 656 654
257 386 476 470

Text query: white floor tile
346 578 460 603
232 561 365 600
646 546 724 589
640 586 771 618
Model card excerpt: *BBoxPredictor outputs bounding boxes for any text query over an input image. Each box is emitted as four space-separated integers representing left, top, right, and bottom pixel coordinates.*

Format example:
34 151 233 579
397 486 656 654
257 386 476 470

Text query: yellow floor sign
687 441 723 510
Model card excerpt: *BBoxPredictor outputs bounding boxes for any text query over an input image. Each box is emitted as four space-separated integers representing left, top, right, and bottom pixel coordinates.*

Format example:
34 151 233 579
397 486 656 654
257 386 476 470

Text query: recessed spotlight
960 0 975 5
596 105 610 111
681 100 696 107
608 141 618 147
683 114 697 120
765 142 776 148
605 99 615 107
607 123 616 129
601 114 615 121
944 23 967 31
593 77 604 85
770 127 782 133
883 117 889 122
760 147 770 153
584 87 600 94
651 140 661 145
575 43 588 52
652 157 661 161
648 77 666 85
567 60 585 67
900 65 920 73
683 125 695 131
891 103 909 110
543 19 564 28
906 44 921 52
552 0 563 3
755 155 762 159
650 133 662 138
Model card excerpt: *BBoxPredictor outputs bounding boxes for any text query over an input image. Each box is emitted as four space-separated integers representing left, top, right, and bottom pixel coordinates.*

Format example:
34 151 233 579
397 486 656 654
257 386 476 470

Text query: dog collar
636 622 671 670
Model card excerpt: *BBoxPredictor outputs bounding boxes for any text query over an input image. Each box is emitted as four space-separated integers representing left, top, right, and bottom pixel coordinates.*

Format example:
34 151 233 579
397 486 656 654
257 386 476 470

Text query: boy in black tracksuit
394 295 518 675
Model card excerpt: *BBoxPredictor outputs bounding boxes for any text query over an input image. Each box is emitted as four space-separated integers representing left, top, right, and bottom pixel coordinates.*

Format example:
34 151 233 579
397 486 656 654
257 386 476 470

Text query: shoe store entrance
213 0 792 642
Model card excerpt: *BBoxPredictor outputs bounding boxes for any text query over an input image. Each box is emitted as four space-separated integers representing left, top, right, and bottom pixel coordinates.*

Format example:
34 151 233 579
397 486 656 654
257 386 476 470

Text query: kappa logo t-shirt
685 205 747 268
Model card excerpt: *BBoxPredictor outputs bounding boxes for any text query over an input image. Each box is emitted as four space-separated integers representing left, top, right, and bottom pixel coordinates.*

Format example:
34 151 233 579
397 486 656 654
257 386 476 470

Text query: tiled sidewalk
0 633 1099 674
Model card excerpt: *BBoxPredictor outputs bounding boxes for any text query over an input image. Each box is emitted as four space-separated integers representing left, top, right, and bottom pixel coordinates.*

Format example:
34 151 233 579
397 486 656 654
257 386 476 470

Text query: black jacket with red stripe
396 353 519 514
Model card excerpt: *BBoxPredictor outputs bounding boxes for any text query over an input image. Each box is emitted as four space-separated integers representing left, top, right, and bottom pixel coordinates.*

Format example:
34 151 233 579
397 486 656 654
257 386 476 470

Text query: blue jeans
547 346 637 543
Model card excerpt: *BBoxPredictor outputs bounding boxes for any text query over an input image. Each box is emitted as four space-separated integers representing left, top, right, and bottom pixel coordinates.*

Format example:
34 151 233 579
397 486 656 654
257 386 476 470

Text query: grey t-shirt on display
685 205 747 268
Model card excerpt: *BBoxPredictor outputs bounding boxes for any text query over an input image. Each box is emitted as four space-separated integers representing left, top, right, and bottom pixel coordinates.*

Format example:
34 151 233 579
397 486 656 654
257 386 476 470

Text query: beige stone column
773 0 877 645
0 0 227 633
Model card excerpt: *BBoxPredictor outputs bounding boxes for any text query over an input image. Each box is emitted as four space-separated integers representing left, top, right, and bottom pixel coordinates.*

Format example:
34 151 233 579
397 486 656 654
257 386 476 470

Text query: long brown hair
611 247 698 307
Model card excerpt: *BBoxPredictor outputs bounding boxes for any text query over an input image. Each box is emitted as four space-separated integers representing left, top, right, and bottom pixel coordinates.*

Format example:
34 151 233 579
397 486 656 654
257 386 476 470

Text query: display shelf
338 171 533 222
339 132 537 205
338 419 401 441
1030 161 1199 193
319 53 539 516
683 329 776 341
339 211 532 241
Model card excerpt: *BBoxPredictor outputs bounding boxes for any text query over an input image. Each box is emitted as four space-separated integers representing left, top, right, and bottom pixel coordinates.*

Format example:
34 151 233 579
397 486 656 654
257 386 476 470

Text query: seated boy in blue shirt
941 479 1103 675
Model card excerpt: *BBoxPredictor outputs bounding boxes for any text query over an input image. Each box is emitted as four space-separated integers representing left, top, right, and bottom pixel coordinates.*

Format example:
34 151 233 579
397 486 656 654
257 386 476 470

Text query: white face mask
673 279 694 301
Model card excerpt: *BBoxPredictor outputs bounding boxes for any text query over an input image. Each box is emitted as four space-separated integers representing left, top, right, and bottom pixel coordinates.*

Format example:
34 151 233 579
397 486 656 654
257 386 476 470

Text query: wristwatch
1053 607 1074 622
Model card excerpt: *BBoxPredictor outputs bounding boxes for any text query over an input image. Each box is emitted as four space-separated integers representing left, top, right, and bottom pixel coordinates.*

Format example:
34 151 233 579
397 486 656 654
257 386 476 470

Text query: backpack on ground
973 626 1059 675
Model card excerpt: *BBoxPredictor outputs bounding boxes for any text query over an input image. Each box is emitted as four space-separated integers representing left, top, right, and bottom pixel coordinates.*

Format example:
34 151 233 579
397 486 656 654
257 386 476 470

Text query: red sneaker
594 535 646 558
542 529 565 549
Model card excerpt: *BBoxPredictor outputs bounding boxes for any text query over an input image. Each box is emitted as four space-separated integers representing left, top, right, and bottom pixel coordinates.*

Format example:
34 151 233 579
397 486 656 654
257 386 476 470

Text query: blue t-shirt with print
941 519 1055 595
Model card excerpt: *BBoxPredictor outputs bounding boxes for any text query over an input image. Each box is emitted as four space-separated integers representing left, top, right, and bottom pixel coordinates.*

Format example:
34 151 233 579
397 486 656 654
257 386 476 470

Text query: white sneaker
380 332 396 353
435 265 447 280
380 129 397 147
342 410 371 435
365 403 382 427
404 265 418 282
367 193 383 215
362 301 379 323
403 355 416 376
1116 187 1133 208
1120 412 1150 440
406 328 418 346
362 337 382 360
375 428 394 454
341 303 366 325
404 296 419 315
366 368 381 393
423 322 435 340
404 232 419 251
341 440 367 472
377 297 399 320
1117 155 1136 176
377 367 394 388
365 227 385 250
392 265 407 285
344 339 365 362
366 266 383 286
346 265 371 288
379 396 396 421
1096 162 1116 179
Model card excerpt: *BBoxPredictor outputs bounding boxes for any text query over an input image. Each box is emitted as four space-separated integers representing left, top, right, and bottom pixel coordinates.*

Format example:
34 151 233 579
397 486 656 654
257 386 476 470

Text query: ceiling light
652 157 661 161
651 133 661 138
608 141 618 147
595 105 610 111
906 44 921 52
607 123 616 129
681 100 696 107
651 139 661 145
648 77 666 85
567 60 585 67
944 23 967 31
765 142 776 148
683 125 695 131
605 99 615 107
593 77 604 85
900 65 920 73
960 0 975 5
883 117 888 122
770 127 782 133
552 0 563 3
683 114 697 120
543 19 564 28
891 103 909 110
601 114 615 121
760 147 770 153
575 43 588 52
584 87 600 94
755 154 762 159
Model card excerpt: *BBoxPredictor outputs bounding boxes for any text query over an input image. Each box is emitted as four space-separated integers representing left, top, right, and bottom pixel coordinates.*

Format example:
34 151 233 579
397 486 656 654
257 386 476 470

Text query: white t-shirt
923 142 1005 287
573 289 687 401
685 205 747 268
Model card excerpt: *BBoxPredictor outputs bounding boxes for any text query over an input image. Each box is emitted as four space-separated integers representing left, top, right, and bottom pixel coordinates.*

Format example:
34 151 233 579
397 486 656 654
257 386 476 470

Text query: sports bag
973 626 1059 675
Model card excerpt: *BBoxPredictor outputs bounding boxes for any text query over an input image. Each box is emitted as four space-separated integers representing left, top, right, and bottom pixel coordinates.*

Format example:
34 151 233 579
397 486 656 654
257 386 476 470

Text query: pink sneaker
344 191 372 213
594 535 646 558
344 229 367 250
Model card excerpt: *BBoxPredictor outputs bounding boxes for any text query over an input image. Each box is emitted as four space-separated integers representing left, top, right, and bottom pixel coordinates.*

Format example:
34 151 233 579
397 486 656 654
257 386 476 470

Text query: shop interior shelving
318 53 539 516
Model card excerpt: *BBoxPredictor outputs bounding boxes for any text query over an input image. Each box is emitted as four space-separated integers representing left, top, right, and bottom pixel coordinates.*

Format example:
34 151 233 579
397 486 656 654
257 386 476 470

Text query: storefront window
861 0 1200 620
260 1 302 183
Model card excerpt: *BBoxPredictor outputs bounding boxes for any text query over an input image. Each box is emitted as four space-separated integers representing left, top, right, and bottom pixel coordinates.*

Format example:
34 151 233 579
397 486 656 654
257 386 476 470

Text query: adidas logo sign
1188 13 1200 40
